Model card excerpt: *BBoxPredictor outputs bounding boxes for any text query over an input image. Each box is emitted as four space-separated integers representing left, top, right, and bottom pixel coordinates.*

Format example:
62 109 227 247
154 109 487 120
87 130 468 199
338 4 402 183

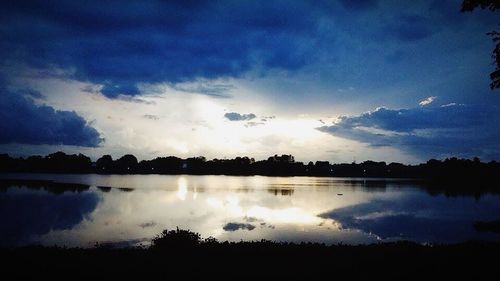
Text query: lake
1 173 500 247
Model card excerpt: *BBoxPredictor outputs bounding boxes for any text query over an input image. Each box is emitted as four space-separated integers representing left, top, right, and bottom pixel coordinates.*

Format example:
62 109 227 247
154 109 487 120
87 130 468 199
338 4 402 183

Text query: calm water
1 173 500 247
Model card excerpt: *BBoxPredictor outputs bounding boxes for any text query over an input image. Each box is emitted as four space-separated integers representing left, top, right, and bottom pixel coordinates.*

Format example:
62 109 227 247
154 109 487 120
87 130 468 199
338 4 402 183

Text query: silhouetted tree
462 0 500 89
138 156 183 173
114 154 138 173
96 155 113 172
462 0 500 11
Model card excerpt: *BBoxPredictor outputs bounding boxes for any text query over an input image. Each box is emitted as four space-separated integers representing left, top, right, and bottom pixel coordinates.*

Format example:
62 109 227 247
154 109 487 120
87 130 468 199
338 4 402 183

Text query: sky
0 0 499 164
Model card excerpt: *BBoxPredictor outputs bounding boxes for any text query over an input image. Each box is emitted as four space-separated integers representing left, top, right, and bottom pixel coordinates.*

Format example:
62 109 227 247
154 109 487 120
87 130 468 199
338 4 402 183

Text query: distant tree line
0 151 499 182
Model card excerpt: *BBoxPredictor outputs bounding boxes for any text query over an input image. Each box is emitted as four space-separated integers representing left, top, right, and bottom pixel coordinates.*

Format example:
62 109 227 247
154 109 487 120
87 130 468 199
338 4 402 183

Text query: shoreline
2 238 499 279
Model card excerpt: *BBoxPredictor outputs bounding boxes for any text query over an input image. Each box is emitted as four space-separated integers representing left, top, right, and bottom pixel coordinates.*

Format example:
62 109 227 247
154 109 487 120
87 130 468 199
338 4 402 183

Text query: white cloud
2 73 420 164
418 96 436 106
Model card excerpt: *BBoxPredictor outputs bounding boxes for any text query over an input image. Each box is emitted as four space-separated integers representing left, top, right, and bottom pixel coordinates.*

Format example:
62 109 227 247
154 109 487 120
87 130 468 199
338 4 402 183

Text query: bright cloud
419 96 437 106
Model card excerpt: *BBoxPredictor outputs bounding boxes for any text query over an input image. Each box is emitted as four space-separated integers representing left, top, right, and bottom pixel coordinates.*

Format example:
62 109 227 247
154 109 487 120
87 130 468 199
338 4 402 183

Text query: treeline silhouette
1 151 499 182
1 228 499 280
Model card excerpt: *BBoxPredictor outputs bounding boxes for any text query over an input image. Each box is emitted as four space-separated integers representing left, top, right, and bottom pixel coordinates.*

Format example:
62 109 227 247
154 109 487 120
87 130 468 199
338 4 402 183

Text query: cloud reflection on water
1 175 500 247
0 187 99 247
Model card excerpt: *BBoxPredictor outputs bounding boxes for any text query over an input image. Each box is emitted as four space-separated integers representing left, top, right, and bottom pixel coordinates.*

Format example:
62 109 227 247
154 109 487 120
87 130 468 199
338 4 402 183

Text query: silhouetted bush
151 228 202 250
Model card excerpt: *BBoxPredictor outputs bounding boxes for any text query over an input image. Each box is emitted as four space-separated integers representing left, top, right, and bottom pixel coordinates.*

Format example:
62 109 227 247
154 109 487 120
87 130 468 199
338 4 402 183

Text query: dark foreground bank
2 229 499 280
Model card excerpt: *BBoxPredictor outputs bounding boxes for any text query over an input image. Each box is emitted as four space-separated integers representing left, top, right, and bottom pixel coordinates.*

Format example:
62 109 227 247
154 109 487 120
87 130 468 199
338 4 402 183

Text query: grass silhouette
1 228 499 280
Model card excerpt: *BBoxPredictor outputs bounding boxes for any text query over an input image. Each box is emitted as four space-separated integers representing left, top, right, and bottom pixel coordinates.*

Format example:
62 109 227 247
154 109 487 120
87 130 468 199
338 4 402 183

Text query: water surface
1 173 499 247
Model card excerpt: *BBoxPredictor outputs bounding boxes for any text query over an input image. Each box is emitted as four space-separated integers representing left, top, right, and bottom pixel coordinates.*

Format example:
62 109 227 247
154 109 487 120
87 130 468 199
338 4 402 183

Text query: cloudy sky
1 0 499 164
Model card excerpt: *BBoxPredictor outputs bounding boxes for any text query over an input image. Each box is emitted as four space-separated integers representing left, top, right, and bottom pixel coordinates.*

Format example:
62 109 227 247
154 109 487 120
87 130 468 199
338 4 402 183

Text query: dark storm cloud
1 0 496 99
0 0 325 97
0 81 102 146
224 112 257 121
317 103 500 159
223 222 256 232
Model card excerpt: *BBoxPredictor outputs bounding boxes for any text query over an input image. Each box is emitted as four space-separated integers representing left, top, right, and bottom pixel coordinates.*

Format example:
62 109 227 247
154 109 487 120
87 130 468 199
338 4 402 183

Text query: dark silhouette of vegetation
1 152 499 186
462 0 500 89
462 0 500 11
0 151 92 173
151 228 202 249
475 220 500 233
0 228 498 280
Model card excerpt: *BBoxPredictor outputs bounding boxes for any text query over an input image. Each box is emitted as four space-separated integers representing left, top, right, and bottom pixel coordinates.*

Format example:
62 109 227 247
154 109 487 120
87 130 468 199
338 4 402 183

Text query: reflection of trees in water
0 179 90 194
268 188 294 196
424 183 497 198
338 179 500 198
234 187 252 193
97 186 111 192
340 180 389 192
